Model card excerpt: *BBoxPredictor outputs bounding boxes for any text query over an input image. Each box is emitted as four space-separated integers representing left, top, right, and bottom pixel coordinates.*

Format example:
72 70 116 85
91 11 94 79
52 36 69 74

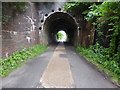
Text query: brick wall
1 2 40 58
1 2 95 59
1 2 66 59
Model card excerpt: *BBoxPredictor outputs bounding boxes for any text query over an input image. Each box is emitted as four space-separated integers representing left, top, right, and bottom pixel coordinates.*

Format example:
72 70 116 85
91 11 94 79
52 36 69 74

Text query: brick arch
43 12 78 45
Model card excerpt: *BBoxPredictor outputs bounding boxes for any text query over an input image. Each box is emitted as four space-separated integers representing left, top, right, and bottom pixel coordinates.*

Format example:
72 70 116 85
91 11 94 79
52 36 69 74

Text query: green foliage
1 2 28 23
83 3 100 22
0 44 47 77
63 2 93 15
12 2 28 12
76 43 120 85
64 1 120 85
84 1 120 63
1 14 11 22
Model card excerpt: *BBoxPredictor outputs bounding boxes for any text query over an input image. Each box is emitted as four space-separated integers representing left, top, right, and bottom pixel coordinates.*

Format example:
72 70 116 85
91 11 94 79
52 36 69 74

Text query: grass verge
0 44 48 77
76 45 120 87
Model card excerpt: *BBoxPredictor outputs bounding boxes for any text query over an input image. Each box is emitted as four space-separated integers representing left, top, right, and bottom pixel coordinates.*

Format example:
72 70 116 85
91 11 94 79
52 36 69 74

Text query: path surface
2 43 117 88
39 43 74 88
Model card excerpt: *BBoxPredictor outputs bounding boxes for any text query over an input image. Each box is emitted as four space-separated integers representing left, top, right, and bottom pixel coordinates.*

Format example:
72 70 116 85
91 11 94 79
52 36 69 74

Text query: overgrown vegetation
0 44 47 77
76 44 120 85
64 1 120 85
11 2 28 12
64 2 93 15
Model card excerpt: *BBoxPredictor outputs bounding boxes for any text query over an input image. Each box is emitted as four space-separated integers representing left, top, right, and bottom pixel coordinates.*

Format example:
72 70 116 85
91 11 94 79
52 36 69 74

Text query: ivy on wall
1 2 28 23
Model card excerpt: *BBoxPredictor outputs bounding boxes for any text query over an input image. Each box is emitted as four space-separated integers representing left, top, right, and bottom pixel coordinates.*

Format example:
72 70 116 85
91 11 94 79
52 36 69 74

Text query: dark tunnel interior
43 12 78 45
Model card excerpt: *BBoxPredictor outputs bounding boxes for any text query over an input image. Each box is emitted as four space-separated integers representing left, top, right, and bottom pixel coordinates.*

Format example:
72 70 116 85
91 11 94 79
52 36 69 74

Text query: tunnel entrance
43 12 77 45
56 30 67 43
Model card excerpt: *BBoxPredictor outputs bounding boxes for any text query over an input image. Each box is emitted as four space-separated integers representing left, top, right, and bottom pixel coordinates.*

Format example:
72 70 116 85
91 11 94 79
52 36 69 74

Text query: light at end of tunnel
56 30 67 42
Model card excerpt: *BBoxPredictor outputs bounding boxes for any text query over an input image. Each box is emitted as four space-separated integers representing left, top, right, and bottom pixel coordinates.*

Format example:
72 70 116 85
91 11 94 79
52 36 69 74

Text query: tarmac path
2 43 118 88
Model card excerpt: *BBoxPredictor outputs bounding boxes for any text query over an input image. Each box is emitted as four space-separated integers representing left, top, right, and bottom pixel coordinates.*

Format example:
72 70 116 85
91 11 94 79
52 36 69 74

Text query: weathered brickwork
1 2 95 59
1 3 39 58
1 2 66 59
74 15 95 48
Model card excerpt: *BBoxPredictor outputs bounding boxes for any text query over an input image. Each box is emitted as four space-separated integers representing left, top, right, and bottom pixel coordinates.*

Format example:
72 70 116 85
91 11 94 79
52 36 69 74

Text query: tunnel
43 12 78 45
